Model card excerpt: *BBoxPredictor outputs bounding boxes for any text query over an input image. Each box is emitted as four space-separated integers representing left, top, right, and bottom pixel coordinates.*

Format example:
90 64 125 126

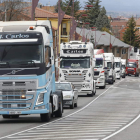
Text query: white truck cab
59 41 96 96
104 53 116 84
114 57 122 79
94 49 106 89
121 59 126 78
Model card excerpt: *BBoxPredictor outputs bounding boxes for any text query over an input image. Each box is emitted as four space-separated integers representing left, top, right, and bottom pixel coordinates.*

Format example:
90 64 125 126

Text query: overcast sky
39 0 140 14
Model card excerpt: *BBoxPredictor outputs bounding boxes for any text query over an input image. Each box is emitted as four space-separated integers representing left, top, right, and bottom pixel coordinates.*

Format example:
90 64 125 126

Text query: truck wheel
55 97 63 117
40 112 51 122
2 115 10 119
70 99 74 109
74 99 78 107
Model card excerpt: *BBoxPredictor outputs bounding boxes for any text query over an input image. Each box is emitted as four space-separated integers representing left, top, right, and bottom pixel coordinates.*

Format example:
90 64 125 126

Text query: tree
55 0 81 18
123 17 140 47
82 0 101 27
0 0 30 21
95 7 110 30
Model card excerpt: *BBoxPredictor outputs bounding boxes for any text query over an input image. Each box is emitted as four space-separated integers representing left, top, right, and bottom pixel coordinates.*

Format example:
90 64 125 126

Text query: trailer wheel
2 115 10 119
55 97 63 117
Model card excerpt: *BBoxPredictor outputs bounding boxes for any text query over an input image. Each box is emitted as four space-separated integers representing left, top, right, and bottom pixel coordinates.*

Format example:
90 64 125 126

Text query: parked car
55 82 78 109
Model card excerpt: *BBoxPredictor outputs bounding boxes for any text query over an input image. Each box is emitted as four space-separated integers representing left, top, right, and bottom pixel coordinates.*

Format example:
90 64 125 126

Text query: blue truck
0 20 63 122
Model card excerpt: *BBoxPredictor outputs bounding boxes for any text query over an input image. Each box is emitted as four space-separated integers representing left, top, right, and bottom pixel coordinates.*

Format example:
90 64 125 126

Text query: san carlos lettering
64 49 86 54
6 34 29 39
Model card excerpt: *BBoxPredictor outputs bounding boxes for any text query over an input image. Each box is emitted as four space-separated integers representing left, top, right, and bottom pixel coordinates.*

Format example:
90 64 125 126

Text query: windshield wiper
0 61 10 68
12 61 36 68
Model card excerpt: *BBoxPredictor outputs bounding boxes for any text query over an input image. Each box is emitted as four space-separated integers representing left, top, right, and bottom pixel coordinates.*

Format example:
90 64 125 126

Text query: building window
104 47 107 52
122 49 126 54
62 23 67 35
117 48 119 53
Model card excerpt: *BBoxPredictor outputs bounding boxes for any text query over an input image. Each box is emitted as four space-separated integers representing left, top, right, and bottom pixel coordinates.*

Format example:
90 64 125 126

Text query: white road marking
0 79 124 140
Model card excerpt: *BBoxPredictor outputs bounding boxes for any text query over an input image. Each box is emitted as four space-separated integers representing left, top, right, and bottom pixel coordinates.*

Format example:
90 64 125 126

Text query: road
0 76 140 140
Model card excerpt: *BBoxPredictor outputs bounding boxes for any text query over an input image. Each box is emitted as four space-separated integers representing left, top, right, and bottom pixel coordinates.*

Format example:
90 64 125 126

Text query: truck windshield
127 62 136 68
0 44 44 67
122 65 125 69
95 59 103 68
56 83 72 91
60 57 90 69
107 62 112 69
115 62 121 68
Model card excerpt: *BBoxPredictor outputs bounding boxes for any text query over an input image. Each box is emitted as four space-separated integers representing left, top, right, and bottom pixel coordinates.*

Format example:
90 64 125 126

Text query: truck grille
94 71 100 76
73 84 82 89
65 74 84 82
0 80 37 110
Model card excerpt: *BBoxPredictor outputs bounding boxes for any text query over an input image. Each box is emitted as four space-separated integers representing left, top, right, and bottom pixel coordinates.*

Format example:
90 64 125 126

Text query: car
55 82 78 109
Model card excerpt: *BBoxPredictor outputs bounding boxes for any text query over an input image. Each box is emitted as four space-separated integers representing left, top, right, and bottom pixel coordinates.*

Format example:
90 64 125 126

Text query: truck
94 49 106 89
59 41 96 96
114 57 122 79
104 53 116 84
0 20 63 122
126 59 139 77
121 59 126 78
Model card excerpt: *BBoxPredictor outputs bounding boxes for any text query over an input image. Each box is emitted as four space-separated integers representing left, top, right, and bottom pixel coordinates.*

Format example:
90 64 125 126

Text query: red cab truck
126 59 139 77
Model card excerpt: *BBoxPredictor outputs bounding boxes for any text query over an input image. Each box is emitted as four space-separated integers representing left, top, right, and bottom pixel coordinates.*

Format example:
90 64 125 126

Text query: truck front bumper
0 108 49 115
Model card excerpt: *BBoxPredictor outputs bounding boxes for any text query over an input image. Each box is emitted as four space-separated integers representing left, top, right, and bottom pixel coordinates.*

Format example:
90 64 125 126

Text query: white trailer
104 53 116 84
114 57 122 79
59 41 96 96
94 50 106 89
121 59 126 78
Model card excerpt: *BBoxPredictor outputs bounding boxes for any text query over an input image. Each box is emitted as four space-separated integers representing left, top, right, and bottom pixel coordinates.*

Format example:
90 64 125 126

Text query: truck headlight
64 95 71 99
36 90 47 105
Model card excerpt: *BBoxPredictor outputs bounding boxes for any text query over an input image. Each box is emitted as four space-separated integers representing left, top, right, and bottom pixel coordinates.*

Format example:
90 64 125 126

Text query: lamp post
91 27 97 47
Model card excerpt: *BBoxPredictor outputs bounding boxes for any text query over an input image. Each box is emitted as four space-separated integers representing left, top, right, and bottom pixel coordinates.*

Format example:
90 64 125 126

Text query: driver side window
45 46 51 67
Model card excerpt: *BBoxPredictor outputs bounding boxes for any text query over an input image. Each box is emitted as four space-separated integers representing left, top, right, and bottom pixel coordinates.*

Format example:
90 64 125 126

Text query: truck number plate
8 111 21 114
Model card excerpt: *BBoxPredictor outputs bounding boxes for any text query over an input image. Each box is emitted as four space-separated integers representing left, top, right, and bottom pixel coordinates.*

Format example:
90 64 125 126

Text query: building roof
76 27 130 48
41 6 55 13
23 7 72 19
136 18 140 25
111 21 128 27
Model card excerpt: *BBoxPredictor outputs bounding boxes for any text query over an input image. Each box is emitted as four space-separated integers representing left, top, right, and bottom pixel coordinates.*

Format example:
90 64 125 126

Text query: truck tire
2 115 10 119
70 99 74 109
40 112 51 122
55 97 63 117
74 102 78 107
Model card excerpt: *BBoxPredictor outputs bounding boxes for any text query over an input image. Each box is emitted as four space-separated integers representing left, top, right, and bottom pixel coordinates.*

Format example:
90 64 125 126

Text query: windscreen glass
115 62 121 68
107 62 112 69
60 57 90 69
0 44 44 68
95 59 103 68
55 83 72 91
127 62 136 68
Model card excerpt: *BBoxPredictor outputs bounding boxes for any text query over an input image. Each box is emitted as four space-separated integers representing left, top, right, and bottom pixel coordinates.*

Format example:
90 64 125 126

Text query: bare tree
0 0 30 21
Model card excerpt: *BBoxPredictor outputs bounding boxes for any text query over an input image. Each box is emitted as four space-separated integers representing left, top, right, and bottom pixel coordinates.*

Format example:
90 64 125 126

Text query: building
76 28 130 61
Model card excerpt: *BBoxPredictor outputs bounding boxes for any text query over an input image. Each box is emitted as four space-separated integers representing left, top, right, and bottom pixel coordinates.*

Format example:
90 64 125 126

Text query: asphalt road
0 80 112 139
1 76 140 140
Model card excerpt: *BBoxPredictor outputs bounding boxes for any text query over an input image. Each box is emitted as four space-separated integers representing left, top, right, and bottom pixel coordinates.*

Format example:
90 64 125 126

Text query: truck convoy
94 49 106 89
0 20 63 122
114 57 122 79
104 53 116 84
121 59 126 78
59 41 96 96
126 59 139 77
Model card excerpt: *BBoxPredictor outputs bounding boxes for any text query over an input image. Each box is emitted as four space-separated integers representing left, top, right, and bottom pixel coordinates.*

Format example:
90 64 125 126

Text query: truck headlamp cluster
78 45 82 48
64 45 66 48
83 45 86 48
68 45 71 48
64 95 71 99
36 91 47 105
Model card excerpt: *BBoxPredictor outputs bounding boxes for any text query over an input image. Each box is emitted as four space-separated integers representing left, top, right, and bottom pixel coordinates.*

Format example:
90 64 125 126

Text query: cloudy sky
39 0 140 13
